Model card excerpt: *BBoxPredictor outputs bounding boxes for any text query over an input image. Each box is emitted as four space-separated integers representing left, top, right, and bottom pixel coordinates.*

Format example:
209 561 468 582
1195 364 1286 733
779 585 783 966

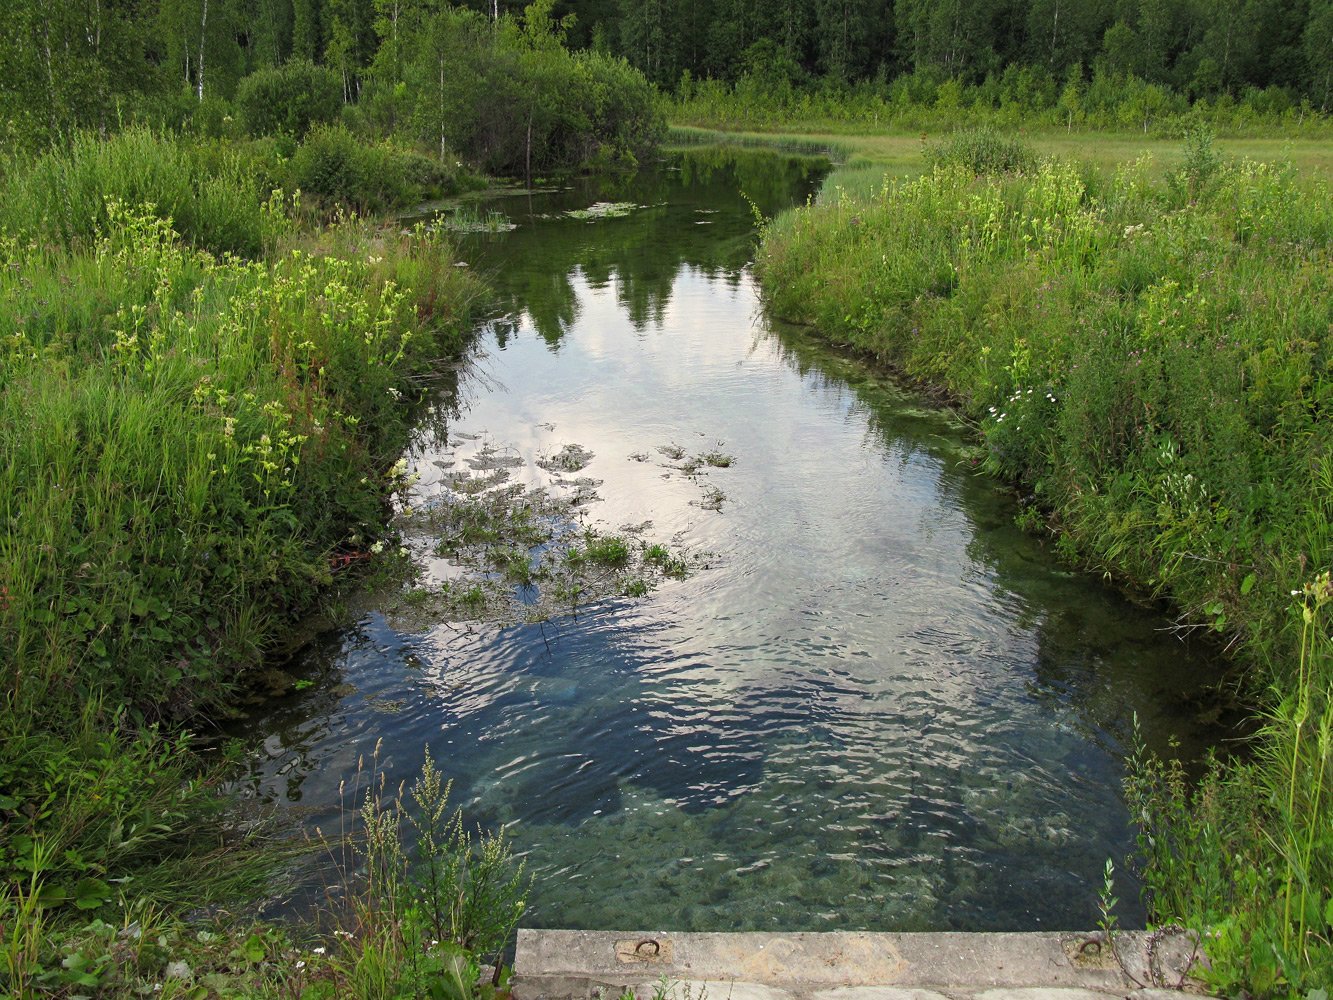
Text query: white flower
370 541 385 554
312 947 326 955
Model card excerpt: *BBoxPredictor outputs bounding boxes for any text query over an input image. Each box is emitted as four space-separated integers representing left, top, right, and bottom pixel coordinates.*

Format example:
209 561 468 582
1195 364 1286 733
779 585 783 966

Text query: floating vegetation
696 486 727 512
435 206 517 234
537 443 594 473
467 445 526 472
651 439 736 509
386 482 695 630
564 201 645 221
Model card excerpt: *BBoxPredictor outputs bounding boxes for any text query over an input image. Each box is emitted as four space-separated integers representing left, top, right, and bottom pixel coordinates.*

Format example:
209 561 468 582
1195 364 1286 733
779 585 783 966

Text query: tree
1 0 157 146
1305 0 1333 109
291 0 321 61
1057 62 1085 129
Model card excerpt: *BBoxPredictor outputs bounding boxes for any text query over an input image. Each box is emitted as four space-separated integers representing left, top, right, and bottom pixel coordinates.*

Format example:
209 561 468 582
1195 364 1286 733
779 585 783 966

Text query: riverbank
0 126 500 992
755 127 1332 994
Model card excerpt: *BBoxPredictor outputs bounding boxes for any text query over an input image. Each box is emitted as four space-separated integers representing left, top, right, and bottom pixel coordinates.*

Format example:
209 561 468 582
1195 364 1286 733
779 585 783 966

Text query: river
232 147 1227 932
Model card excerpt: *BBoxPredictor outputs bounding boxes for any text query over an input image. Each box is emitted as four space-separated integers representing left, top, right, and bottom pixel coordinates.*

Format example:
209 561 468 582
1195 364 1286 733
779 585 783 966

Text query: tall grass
1127 579 1332 994
759 134 1332 994
0 196 480 917
0 127 286 257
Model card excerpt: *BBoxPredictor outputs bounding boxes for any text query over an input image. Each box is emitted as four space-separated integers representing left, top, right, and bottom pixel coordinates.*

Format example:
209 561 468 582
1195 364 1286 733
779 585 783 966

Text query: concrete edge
513 930 1210 998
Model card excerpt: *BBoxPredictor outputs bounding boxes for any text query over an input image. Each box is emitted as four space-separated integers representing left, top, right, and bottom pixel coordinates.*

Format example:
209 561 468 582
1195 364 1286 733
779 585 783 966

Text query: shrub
235 60 343 138
925 127 1039 175
287 125 465 212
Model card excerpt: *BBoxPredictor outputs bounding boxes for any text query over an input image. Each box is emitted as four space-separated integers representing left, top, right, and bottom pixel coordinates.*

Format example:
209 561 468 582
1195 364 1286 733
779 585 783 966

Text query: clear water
233 148 1227 932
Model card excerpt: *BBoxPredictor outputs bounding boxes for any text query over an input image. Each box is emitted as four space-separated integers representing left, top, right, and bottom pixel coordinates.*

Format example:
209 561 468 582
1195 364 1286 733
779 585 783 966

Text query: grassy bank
757 129 1332 994
0 127 492 994
671 74 1333 145
670 124 1333 188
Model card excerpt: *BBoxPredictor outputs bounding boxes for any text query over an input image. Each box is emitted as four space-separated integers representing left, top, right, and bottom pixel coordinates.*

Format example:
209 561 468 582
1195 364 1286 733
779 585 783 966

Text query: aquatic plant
438 205 518 234
390 482 694 629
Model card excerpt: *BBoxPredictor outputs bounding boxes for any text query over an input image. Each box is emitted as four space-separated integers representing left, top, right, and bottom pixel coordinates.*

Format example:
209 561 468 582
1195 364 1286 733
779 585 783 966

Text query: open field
670 125 1333 192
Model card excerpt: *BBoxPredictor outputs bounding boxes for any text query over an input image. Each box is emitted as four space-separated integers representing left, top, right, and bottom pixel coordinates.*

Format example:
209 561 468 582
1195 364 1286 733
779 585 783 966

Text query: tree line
2 0 1329 152
603 0 1332 108
0 0 662 174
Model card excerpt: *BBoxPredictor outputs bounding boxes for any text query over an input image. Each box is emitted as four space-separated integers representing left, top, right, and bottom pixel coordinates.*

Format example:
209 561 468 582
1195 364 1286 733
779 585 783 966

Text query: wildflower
312 947 326 955
398 546 409 558
370 541 385 554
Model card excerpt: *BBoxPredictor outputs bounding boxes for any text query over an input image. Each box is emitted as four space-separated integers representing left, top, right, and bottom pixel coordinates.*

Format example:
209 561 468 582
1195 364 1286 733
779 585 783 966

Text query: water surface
235 148 1226 932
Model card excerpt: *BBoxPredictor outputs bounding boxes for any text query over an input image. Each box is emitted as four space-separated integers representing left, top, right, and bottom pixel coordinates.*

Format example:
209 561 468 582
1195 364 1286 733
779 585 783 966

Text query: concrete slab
512 931 1214 1000
975 989 1112 1000
811 988 953 1000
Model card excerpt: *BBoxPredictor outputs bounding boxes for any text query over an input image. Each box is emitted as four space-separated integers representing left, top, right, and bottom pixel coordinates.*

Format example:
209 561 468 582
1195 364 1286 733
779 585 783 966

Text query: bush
287 125 466 212
925 127 1039 175
384 5 664 177
235 60 343 138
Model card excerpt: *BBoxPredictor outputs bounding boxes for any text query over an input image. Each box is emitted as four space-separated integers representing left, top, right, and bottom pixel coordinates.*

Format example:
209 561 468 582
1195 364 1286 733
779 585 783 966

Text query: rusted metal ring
635 940 661 957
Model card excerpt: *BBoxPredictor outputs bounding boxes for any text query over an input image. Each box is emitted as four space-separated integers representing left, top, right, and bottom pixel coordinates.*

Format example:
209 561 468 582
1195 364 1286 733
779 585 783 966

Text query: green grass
757 128 1332 995
0 167 480 932
670 123 1333 198
0 127 287 257
1 754 529 998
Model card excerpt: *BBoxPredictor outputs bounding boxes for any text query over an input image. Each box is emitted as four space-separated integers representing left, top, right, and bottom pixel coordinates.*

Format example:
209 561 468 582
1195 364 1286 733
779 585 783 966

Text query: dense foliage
3 0 1325 162
759 133 1333 994
0 0 664 176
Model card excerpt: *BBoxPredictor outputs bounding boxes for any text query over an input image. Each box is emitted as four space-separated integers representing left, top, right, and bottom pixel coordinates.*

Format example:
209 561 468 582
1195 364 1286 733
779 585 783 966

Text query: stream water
233 148 1228 932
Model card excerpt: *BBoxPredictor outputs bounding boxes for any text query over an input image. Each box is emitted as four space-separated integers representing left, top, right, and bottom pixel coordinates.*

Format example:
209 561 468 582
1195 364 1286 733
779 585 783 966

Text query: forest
4 0 1332 156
